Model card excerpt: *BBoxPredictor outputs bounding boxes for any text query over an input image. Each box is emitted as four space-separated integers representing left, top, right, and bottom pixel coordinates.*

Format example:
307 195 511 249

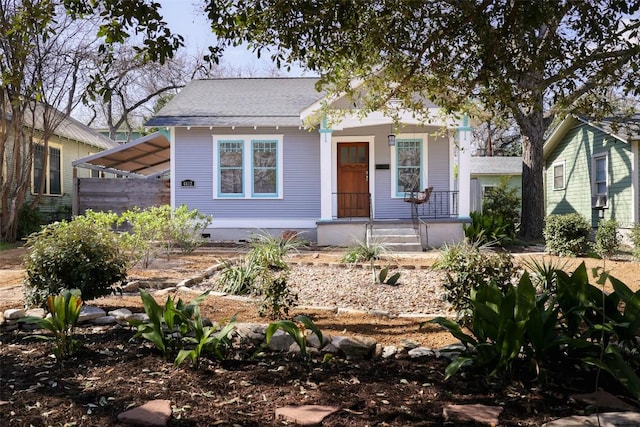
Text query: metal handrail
412 190 459 219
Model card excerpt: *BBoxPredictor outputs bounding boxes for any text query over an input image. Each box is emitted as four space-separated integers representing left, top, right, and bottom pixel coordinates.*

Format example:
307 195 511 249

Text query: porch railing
413 190 459 219
333 192 372 219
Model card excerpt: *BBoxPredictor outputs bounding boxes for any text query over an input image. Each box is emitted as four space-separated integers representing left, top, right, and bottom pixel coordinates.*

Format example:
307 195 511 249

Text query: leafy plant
378 266 401 286
463 211 511 246
258 277 298 319
129 289 234 368
175 314 236 369
430 262 640 398
21 289 83 359
265 315 323 360
436 241 518 325
595 218 619 259
23 215 127 308
482 176 521 238
119 206 167 267
342 237 395 283
168 204 211 254
544 213 591 256
631 223 640 259
17 205 44 239
217 231 300 318
522 256 569 293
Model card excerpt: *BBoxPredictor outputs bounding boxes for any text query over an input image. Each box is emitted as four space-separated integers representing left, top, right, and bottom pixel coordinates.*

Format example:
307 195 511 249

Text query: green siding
546 124 633 228
26 135 102 221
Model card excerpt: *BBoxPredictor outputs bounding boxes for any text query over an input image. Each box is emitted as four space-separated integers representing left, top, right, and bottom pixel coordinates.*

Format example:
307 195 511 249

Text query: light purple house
146 78 474 249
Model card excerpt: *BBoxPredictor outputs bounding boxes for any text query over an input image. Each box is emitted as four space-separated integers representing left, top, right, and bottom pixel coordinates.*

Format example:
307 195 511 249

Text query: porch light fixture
388 133 396 146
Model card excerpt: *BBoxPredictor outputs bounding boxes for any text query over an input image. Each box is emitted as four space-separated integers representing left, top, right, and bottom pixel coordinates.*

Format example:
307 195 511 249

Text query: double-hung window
395 138 422 196
592 153 608 206
33 143 62 195
214 135 283 199
552 161 565 190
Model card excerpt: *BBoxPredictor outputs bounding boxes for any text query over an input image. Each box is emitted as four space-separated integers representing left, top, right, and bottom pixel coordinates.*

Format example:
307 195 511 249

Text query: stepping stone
117 399 171 426
78 306 106 323
275 405 341 426
331 335 377 360
4 308 25 320
108 308 132 320
543 411 640 426
443 403 503 426
570 391 637 411
25 308 45 318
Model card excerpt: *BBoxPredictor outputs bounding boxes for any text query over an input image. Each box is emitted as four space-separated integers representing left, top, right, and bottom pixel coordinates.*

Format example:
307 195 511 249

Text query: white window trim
31 141 63 196
212 134 284 199
390 133 429 198
552 160 565 191
592 152 608 206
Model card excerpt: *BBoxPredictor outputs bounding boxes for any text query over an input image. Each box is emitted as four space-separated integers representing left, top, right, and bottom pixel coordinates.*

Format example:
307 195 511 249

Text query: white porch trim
209 218 318 228
456 115 472 218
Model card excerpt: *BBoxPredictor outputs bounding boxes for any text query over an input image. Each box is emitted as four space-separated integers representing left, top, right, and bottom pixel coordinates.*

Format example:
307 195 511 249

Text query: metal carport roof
72 132 170 178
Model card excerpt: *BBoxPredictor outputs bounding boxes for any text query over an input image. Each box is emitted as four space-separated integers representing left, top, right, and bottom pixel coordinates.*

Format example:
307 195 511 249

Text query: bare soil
2 245 640 426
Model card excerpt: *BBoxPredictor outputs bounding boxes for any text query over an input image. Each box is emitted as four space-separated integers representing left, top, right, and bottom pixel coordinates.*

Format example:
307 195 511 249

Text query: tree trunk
518 115 546 241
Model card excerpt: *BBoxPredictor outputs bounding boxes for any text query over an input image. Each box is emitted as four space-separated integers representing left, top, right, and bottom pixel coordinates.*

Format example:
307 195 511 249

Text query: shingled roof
145 78 322 128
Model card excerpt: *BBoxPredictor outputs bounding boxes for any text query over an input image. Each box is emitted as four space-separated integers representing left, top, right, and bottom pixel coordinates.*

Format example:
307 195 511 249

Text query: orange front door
337 142 369 217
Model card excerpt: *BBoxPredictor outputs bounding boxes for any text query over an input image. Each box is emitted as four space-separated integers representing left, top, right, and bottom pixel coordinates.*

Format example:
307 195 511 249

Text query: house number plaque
181 179 195 187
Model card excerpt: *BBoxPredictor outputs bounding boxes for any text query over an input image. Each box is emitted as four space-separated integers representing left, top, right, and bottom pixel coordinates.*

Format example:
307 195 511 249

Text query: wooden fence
72 178 170 215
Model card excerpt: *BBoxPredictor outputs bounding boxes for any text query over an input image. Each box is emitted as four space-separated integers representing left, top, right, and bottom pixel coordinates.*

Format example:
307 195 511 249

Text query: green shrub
632 223 640 259
216 231 299 318
463 211 512 246
436 241 518 325
169 204 211 254
17 205 44 239
23 216 127 308
430 263 640 398
21 289 83 359
544 213 591 256
342 237 395 283
482 176 521 237
119 206 168 267
595 219 620 259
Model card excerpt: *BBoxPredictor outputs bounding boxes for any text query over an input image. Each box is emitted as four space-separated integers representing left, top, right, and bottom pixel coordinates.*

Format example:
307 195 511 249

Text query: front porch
317 190 467 250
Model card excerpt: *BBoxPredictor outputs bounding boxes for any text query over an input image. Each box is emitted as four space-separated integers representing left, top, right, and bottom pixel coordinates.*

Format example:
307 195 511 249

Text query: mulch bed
1 325 615 426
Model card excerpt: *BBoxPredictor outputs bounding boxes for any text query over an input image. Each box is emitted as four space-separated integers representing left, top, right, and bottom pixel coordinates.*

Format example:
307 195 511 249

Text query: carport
71 132 171 215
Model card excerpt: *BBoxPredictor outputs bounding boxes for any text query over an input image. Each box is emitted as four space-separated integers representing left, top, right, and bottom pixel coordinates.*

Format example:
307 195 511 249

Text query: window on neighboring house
553 162 565 190
592 153 608 206
214 136 283 199
395 139 422 196
33 143 62 195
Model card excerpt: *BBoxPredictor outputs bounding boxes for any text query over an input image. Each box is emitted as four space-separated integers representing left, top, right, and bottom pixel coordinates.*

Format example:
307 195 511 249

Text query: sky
158 0 308 76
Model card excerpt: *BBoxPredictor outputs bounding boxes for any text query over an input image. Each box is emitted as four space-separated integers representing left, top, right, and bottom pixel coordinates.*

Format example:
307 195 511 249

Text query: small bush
23 216 127 308
436 241 518 325
463 211 512 246
482 176 521 237
595 219 620 259
631 223 640 259
17 205 44 239
544 213 591 256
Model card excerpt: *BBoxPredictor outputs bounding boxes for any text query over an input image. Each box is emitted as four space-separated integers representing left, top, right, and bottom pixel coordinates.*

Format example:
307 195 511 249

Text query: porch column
319 117 333 220
457 114 472 218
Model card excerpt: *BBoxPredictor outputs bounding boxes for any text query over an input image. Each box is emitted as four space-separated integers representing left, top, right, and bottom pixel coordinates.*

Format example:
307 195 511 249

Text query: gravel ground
207 263 453 317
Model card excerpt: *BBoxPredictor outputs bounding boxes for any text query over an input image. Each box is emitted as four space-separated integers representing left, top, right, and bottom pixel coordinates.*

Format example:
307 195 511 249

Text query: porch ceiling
72 132 170 178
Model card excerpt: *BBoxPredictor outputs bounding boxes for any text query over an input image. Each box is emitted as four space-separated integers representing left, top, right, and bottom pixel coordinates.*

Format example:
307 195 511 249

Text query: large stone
117 399 171 426
408 347 435 359
233 323 267 346
543 412 640 426
93 316 117 325
443 404 503 426
108 308 132 320
331 335 377 360
25 308 46 318
275 405 341 426
78 306 106 323
307 331 330 349
381 345 398 359
4 308 25 320
268 330 296 352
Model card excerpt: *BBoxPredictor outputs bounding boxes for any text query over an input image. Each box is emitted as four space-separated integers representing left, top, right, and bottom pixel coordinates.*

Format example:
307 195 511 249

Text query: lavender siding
174 127 320 219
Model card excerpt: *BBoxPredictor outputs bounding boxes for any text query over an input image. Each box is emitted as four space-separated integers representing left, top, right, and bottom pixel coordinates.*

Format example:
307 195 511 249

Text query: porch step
367 224 422 252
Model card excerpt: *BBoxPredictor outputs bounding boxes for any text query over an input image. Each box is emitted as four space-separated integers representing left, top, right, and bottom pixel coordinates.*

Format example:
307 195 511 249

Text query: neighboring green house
4 104 118 222
543 114 640 230
470 156 522 212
